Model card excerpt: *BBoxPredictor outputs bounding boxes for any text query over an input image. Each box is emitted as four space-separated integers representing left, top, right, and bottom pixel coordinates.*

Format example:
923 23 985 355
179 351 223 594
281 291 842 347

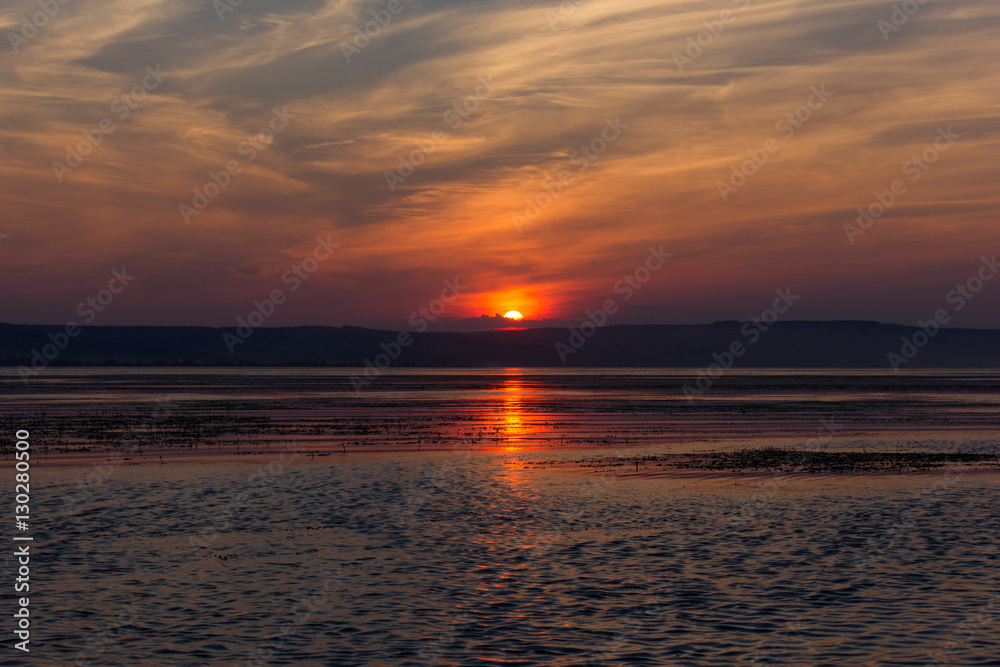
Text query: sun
503 310 523 320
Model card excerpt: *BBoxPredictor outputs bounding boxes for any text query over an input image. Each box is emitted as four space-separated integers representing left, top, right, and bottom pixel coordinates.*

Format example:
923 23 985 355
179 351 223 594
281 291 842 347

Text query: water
4 368 1000 455
23 455 1000 666
3 369 999 665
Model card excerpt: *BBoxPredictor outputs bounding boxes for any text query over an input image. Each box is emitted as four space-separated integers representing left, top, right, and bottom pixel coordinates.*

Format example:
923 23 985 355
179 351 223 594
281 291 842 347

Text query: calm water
19 455 1000 666
4 368 1000 454
3 369 999 665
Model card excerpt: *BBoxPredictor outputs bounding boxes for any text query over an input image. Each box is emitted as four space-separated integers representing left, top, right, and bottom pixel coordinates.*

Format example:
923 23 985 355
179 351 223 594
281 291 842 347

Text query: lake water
3 369 999 665
6 368 1000 456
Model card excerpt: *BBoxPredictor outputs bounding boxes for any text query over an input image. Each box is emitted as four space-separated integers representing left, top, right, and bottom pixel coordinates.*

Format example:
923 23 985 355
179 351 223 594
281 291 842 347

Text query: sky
1 0 998 330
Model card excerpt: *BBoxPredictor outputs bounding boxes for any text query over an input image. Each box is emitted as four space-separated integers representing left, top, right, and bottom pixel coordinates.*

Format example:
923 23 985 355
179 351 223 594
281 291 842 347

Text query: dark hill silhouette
2 321 999 368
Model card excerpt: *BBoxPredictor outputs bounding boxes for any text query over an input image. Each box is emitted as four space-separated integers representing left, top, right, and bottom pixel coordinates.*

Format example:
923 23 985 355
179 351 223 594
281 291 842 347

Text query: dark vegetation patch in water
578 447 1000 474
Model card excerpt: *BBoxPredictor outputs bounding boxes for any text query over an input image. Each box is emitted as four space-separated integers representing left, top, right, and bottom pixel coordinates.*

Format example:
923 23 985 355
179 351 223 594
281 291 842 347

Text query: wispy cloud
1 0 998 327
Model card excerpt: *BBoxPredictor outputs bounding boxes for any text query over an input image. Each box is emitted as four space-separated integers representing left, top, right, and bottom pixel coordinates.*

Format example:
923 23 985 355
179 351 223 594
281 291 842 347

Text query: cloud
0 0 998 328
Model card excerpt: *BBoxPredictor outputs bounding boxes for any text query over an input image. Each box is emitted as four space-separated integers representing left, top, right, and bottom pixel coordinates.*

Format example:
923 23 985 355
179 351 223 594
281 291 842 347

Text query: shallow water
15 452 1000 666
4 369 999 665
4 368 1000 456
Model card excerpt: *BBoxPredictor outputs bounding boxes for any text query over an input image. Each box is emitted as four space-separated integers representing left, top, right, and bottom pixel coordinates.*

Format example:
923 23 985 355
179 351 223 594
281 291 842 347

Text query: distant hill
2 321 1000 369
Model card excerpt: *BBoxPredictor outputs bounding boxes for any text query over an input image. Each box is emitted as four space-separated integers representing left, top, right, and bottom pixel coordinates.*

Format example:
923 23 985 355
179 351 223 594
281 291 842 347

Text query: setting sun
503 310 523 320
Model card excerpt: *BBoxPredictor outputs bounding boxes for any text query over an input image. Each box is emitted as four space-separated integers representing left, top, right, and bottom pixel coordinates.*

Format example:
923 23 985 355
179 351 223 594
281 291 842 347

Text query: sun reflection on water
501 371 524 444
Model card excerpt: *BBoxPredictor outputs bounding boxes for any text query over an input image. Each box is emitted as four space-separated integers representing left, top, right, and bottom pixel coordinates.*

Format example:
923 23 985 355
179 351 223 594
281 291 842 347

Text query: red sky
1 0 998 330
